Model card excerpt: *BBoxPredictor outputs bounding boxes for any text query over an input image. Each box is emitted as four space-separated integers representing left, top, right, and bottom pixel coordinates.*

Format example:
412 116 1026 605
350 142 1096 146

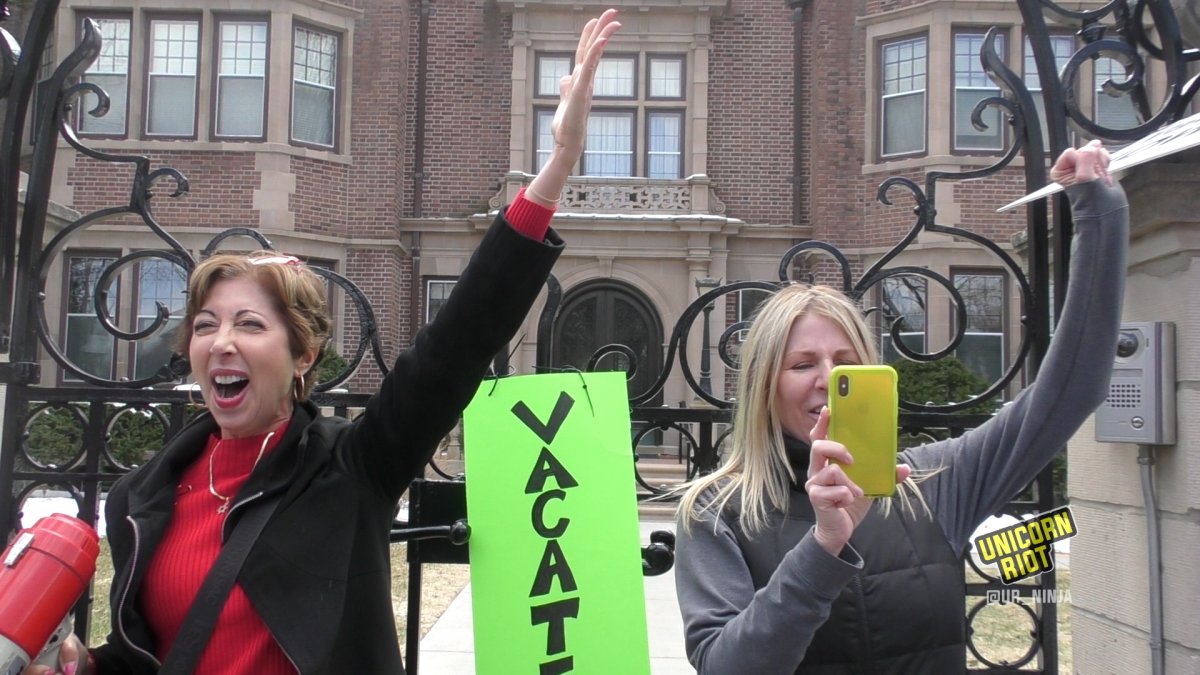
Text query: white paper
998 111 1200 212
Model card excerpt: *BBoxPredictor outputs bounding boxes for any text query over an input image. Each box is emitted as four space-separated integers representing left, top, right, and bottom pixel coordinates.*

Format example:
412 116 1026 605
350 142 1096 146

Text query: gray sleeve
901 178 1128 553
675 506 862 674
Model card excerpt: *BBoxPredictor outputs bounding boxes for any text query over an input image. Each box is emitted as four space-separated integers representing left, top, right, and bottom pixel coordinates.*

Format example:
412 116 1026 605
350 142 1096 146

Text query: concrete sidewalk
417 519 695 674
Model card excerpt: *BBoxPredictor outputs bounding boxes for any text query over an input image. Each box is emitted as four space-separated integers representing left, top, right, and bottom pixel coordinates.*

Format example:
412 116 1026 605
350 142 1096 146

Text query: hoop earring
294 374 305 402
187 384 202 408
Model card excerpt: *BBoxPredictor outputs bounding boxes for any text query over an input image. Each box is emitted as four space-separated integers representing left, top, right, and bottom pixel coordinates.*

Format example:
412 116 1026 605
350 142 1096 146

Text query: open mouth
212 374 249 403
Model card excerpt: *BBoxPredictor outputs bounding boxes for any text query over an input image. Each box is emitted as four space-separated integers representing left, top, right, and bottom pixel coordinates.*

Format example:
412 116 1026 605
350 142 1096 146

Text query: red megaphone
0 513 100 673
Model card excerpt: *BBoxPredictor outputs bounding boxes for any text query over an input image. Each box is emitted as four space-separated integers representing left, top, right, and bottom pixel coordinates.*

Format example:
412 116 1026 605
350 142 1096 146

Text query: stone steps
634 456 690 520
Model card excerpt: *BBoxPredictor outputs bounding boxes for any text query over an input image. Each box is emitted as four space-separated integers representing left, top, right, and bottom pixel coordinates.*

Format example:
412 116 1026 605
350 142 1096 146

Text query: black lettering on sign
531 489 569 538
540 657 574 675
524 447 579 494
530 597 581 655
530 539 578 596
512 392 575 444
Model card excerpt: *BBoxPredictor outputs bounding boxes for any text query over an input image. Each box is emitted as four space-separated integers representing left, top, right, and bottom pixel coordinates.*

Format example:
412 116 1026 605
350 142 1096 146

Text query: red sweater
138 192 553 673
142 427 292 673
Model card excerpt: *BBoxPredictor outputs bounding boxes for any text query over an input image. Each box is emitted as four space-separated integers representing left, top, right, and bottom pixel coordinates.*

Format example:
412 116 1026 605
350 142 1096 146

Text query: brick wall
68 151 258 230
708 3 796 226
404 0 512 218
349 0 408 239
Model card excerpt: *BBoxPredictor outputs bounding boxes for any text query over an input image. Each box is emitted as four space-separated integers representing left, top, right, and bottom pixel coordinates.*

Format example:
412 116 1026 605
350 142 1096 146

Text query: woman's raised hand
526 9 622 207
1050 139 1113 188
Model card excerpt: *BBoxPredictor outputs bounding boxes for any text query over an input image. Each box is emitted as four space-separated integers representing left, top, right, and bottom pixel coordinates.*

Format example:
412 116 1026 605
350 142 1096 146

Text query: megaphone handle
30 616 72 671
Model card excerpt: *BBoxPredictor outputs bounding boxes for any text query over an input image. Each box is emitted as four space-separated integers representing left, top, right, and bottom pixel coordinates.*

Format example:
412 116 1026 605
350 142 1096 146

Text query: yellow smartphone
827 365 899 498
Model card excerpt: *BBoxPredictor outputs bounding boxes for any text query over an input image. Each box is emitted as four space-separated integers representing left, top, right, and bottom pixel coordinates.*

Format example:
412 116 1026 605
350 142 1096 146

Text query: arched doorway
552 281 664 448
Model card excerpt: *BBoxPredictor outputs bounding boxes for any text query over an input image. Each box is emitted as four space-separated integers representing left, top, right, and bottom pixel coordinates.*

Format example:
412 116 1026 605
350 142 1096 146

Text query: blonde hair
177 251 332 401
677 284 929 534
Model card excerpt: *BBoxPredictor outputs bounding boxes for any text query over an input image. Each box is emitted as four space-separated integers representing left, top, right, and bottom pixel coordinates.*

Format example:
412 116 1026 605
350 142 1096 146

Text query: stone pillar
1069 156 1200 674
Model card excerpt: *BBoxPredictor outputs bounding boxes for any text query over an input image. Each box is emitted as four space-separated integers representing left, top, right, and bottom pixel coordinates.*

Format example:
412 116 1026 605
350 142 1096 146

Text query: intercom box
1094 321 1176 445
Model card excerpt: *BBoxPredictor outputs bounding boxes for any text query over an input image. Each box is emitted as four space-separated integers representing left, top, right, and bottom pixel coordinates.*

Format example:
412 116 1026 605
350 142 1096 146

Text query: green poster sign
463 371 650 675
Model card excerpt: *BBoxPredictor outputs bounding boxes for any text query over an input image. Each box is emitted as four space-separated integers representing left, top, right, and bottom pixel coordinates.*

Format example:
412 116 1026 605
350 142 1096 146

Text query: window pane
147 20 198 135
535 110 555 172
147 74 196 135
881 276 927 332
88 18 131 74
426 280 456 324
882 37 926 155
1024 35 1074 149
882 332 926 364
134 317 184 380
538 55 571 97
647 112 681 179
953 273 1005 382
595 57 635 97
1095 57 1140 129
584 112 633 176
65 257 117 380
150 20 198 74
293 28 338 146
649 58 682 98
80 73 127 134
738 289 771 322
133 259 187 381
880 276 926 363
293 82 334 146
954 33 1005 151
955 88 1004 150
66 316 116 379
221 21 268 76
218 76 265 136
955 333 1003 384
882 91 924 155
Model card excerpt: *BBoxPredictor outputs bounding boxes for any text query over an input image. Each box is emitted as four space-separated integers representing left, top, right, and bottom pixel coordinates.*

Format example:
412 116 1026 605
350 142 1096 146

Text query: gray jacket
676 178 1129 674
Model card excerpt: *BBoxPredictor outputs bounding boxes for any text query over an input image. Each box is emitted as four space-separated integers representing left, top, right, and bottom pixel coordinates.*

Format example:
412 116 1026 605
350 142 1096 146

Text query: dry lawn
966 564 1072 674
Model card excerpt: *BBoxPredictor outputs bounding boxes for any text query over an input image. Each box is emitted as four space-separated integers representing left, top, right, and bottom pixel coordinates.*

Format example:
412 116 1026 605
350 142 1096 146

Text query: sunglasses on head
249 254 302 267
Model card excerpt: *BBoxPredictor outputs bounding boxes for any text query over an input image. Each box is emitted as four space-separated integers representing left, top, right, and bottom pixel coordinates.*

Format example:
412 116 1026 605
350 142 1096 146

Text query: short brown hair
177 252 332 400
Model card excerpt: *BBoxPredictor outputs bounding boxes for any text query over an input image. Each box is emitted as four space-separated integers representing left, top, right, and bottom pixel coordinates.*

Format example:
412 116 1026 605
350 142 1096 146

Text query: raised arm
342 9 622 499
525 9 622 209
906 140 1129 552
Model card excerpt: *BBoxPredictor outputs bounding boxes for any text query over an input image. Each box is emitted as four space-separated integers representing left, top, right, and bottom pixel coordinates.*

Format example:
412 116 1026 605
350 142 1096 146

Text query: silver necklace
209 431 274 514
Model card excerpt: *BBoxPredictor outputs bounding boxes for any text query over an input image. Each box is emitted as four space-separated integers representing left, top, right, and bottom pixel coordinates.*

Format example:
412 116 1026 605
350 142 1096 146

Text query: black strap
158 495 281 674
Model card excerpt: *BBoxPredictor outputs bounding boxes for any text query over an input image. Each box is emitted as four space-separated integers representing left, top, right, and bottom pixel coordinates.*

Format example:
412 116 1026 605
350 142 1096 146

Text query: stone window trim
876 273 930 365
290 21 341 152
878 31 929 161
949 266 1009 387
74 11 132 139
534 51 574 98
532 49 688 177
951 26 1010 156
424 277 457 326
60 250 120 384
142 12 203 140
505 1 725 182
63 2 357 158
211 14 270 142
1022 31 1077 154
646 53 686 101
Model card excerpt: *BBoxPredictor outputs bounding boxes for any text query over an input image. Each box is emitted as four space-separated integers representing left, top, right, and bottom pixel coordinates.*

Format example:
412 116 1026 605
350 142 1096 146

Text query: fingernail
64 663 77 675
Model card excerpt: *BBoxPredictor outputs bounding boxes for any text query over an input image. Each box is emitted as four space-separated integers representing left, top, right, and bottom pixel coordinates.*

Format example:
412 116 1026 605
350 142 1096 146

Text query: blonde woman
675 141 1125 674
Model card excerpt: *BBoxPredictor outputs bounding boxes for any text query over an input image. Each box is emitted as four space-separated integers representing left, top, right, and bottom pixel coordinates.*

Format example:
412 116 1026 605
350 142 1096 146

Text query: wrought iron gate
2 1 1196 672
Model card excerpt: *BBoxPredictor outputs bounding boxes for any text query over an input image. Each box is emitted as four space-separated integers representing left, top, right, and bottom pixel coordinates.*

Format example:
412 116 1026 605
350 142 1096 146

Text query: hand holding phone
827 365 899 497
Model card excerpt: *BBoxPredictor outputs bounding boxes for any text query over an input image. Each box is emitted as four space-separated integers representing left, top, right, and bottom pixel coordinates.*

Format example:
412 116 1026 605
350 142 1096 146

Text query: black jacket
94 214 563 674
